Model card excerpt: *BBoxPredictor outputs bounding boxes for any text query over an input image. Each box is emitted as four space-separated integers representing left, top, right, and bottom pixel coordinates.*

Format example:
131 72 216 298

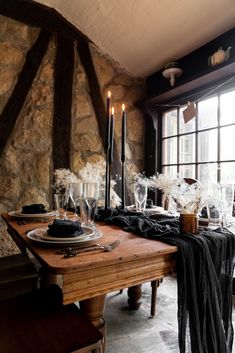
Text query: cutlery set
57 239 120 258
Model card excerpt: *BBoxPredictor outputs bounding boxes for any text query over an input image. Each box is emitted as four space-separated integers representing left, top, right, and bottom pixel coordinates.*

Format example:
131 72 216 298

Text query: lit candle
121 104 126 162
109 107 114 163
105 91 111 209
105 91 111 150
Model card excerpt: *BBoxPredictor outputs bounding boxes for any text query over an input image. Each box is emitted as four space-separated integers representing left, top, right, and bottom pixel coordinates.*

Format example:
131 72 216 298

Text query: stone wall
0 15 146 257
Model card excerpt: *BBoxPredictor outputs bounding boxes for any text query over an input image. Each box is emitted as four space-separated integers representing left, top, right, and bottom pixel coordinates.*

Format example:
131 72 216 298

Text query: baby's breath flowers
53 169 80 193
78 161 121 208
54 162 121 208
149 174 207 214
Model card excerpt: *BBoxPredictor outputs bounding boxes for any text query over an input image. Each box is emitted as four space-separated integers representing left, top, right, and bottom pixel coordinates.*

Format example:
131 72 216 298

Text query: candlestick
121 104 126 209
105 91 111 210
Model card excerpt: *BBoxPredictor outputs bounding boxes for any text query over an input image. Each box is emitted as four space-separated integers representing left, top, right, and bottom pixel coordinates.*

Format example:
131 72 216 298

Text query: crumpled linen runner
98 211 235 353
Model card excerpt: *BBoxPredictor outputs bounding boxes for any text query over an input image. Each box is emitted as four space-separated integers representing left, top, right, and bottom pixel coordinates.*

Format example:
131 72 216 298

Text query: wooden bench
0 284 103 353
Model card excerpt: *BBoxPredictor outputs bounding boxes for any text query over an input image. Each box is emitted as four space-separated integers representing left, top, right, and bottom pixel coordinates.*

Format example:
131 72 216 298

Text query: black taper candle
105 91 111 150
121 104 126 209
109 107 114 164
121 104 126 162
105 91 111 210
108 107 114 207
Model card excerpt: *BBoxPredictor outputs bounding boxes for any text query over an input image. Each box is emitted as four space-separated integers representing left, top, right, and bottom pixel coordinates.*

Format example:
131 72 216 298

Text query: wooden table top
2 213 177 302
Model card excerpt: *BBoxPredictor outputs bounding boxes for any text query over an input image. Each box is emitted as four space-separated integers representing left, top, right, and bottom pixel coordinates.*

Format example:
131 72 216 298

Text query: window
161 87 235 184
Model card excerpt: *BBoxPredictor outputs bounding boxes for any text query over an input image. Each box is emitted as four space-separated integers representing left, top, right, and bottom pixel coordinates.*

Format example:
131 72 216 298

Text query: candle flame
108 91 111 98
122 104 125 111
111 107 114 115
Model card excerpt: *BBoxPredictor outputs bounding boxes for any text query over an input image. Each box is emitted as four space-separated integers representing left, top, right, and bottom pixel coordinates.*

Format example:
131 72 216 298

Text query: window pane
179 106 195 133
220 162 235 183
162 166 178 176
198 129 217 162
162 109 177 137
220 125 235 160
220 90 235 126
179 134 195 163
179 165 195 178
198 97 218 129
198 163 217 184
162 137 177 164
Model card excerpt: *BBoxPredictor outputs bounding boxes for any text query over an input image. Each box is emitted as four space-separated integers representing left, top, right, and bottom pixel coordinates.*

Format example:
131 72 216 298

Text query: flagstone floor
104 276 235 353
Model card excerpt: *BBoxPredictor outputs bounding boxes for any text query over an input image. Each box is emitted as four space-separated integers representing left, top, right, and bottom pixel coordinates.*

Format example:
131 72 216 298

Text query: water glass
69 182 83 220
220 184 234 227
54 191 69 219
79 182 99 227
134 182 148 212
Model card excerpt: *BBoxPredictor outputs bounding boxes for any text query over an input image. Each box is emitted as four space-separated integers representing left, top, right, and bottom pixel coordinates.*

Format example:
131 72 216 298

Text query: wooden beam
53 34 74 169
78 42 130 203
0 0 90 43
0 29 51 156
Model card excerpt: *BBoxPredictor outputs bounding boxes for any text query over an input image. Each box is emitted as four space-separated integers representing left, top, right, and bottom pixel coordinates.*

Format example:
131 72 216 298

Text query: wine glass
134 182 148 212
220 184 234 227
79 182 99 227
69 182 83 220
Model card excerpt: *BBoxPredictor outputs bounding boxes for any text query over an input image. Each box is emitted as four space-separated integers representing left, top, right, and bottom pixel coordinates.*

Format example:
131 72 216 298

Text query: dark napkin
21 203 48 214
47 219 84 238
99 211 235 353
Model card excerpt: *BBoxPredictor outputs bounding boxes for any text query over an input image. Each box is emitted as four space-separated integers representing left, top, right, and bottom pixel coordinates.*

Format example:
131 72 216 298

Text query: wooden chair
0 284 103 353
0 253 39 301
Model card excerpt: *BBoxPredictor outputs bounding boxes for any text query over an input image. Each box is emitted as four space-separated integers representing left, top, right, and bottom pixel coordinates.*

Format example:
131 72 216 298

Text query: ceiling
36 0 235 77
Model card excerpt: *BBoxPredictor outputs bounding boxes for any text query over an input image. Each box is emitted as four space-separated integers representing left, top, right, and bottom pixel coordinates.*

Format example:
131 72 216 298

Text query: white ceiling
36 0 235 77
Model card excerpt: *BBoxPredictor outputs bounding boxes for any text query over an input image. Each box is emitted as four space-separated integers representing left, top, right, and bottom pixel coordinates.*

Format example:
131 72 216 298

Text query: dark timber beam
78 42 130 203
0 0 90 43
53 34 74 169
0 29 51 157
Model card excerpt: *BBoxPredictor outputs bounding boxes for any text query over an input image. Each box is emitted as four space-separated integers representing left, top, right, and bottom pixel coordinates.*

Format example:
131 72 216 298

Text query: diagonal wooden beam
77 42 130 204
0 0 90 43
52 34 74 170
0 29 51 157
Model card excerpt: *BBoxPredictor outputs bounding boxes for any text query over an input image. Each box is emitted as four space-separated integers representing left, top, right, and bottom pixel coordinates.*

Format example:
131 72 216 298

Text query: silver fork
62 240 120 258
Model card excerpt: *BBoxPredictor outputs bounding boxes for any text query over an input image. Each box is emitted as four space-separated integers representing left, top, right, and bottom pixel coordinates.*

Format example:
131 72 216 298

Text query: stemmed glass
207 183 234 228
220 184 234 227
54 189 69 219
79 182 99 227
134 182 148 212
69 182 83 220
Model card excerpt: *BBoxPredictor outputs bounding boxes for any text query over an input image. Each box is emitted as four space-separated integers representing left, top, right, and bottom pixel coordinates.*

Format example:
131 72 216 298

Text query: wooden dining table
1 212 177 349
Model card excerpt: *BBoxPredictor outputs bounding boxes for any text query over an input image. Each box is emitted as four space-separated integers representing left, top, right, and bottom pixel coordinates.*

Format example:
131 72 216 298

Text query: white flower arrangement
53 168 81 193
54 162 121 208
79 161 121 208
149 174 207 214
132 172 149 186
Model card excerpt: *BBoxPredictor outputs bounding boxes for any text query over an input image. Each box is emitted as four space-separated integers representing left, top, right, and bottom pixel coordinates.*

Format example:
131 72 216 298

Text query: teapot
208 46 232 67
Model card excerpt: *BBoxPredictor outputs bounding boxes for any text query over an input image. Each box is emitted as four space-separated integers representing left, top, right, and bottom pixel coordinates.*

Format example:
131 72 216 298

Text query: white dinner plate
8 210 57 219
26 227 103 246
34 226 95 242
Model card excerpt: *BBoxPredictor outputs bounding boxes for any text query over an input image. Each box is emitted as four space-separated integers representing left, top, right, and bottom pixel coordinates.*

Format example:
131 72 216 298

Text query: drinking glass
79 182 99 227
69 182 83 220
134 182 148 212
220 184 234 227
206 183 222 229
54 191 69 219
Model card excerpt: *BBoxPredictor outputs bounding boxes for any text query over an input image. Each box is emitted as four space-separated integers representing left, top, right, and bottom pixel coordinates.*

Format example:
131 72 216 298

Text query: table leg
80 294 106 352
127 284 142 310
